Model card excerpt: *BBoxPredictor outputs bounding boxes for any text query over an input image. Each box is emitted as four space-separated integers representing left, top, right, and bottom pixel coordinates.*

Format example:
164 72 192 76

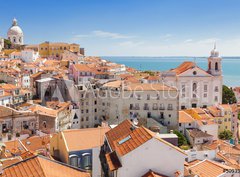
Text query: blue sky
1 0 240 56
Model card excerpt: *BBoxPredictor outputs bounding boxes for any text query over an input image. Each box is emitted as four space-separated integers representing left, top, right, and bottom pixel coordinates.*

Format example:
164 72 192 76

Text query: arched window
13 37 16 43
69 154 80 167
215 62 219 70
208 62 211 70
19 37 21 43
193 83 197 92
80 153 92 170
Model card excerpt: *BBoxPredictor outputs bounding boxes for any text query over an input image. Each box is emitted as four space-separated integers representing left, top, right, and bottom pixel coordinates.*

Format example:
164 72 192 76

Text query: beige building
100 81 179 130
39 42 80 58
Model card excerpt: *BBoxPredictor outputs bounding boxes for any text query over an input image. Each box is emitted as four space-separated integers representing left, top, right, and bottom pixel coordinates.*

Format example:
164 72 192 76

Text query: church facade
161 45 223 109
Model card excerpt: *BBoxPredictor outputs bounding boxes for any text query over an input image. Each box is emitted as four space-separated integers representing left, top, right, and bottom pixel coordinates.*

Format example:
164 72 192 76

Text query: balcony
152 107 158 110
167 107 173 110
159 107 165 110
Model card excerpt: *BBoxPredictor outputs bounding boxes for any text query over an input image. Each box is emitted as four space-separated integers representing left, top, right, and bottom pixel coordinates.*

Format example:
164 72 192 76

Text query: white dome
8 25 23 36
210 43 219 57
7 18 23 36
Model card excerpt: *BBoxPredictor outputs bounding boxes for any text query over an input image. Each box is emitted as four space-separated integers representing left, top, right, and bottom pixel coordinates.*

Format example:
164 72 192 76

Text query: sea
102 56 240 87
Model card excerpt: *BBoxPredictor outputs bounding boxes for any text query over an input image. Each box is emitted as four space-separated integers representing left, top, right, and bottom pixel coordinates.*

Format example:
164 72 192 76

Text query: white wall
185 149 216 162
117 138 186 177
92 147 101 177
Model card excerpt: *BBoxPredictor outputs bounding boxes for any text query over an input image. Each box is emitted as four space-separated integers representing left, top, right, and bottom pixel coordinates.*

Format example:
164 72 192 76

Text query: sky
1 0 240 56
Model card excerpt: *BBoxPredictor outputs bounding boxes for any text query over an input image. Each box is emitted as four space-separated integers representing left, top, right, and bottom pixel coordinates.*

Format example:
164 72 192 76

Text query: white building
0 37 4 51
161 46 223 109
21 49 39 63
101 81 179 130
7 18 24 45
101 120 187 177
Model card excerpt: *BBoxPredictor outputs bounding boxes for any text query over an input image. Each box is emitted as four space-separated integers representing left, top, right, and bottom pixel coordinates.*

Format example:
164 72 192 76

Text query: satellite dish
133 118 138 126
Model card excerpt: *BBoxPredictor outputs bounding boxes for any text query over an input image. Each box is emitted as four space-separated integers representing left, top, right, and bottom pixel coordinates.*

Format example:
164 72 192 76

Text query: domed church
7 18 24 45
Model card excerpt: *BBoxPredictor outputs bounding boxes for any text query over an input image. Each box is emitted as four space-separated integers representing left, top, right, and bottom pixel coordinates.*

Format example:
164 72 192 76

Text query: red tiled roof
105 120 133 151
1 155 90 177
142 170 169 177
105 151 122 171
171 61 196 75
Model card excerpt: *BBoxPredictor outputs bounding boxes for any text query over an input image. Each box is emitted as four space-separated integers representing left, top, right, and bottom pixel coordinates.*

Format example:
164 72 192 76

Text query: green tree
219 130 233 140
173 130 188 146
4 39 11 49
222 85 237 104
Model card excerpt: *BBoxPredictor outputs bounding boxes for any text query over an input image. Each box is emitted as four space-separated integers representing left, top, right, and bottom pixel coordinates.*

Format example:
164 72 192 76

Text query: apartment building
100 81 179 130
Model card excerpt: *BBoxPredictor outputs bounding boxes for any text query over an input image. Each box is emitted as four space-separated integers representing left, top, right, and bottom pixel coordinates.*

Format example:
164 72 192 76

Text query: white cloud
73 30 134 40
160 34 173 41
118 41 144 47
92 30 134 39
183 39 193 43
197 38 220 44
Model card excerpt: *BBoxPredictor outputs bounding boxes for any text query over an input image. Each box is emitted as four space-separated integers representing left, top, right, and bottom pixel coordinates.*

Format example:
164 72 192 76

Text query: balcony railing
144 107 149 110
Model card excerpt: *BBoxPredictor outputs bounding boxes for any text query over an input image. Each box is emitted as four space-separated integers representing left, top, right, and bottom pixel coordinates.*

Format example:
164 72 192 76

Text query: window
137 95 141 100
215 96 218 102
193 71 197 75
95 109 97 113
80 153 91 170
215 86 219 92
168 104 173 110
193 83 197 92
179 123 182 126
204 85 208 92
42 121 47 128
86 109 89 113
215 62 219 70
159 103 164 110
86 117 89 121
94 100 97 105
147 94 150 100
204 93 207 98
169 114 171 117
182 85 186 92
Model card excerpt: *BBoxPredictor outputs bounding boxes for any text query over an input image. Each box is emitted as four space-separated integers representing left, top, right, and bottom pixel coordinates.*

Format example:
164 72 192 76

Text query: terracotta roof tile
62 127 110 151
105 120 132 151
1 155 90 177
142 170 169 177
179 111 195 123
171 61 196 75
189 159 232 177
105 151 122 171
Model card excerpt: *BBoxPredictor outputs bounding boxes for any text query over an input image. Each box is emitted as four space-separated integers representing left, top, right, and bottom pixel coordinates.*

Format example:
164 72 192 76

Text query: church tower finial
12 18 17 26
214 42 216 50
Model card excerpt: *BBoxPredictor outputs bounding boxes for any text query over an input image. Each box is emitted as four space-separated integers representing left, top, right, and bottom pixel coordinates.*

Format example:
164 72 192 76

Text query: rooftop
0 155 90 177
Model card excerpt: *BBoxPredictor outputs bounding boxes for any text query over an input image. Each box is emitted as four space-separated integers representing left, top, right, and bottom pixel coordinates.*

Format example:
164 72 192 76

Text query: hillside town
0 18 239 177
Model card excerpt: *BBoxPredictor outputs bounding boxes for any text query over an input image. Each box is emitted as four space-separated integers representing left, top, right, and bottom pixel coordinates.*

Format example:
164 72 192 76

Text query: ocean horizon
102 56 240 87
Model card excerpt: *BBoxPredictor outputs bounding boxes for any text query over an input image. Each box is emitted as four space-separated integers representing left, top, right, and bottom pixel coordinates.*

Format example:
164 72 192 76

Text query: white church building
161 45 223 109
7 18 24 45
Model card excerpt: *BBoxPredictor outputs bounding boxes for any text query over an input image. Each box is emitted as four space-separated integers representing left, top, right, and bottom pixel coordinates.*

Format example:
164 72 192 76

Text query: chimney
170 130 174 134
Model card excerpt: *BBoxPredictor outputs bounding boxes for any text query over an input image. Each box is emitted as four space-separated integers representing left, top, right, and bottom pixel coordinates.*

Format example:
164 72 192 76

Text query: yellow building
39 42 80 58
207 105 233 134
